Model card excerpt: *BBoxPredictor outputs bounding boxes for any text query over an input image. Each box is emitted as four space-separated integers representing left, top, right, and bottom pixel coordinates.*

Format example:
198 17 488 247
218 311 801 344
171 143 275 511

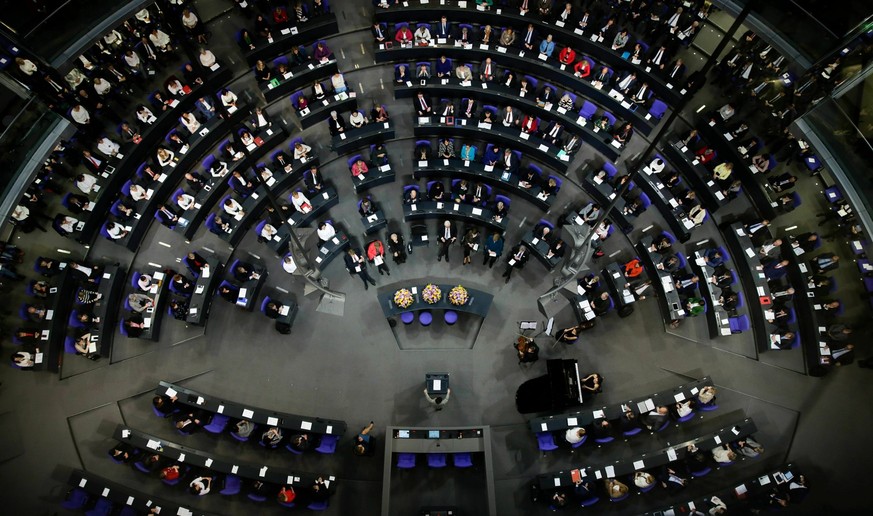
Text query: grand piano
515 359 583 414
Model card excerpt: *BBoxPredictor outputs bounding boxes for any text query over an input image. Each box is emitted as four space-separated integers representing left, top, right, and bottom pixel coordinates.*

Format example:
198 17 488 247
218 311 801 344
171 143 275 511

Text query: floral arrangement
422 284 442 304
394 288 414 309
448 285 469 306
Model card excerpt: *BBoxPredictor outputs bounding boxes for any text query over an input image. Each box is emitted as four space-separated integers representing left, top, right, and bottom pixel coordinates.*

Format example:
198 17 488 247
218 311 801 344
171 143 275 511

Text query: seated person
317 221 336 242
232 261 260 282
403 188 420 204
428 181 446 201
261 426 284 448
171 273 195 295
174 409 207 434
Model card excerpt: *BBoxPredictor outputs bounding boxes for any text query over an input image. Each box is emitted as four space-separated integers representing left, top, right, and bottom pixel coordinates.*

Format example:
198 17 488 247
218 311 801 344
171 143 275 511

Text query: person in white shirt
189 476 212 496
331 72 347 93
176 193 196 210
57 216 78 234
209 161 229 177
124 50 142 71
290 191 311 213
70 105 90 125
65 68 86 89
76 174 98 193
282 254 298 274
180 112 201 134
223 198 245 218
649 158 666 174
259 168 274 183
711 445 736 464
135 8 151 23
565 427 586 444
129 184 151 201
181 9 199 29
137 106 156 125
156 147 175 167
103 29 123 47
96 137 120 157
106 222 129 240
675 400 693 418
166 78 185 97
199 48 217 68
316 221 336 241
16 58 38 76
149 29 172 51
220 89 238 108
348 110 366 128
293 142 311 161
92 77 112 96
261 223 278 239
414 25 432 45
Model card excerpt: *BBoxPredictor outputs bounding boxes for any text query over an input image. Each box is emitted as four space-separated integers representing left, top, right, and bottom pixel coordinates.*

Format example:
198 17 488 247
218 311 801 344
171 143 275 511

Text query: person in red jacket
559 46 576 65
367 240 390 276
574 59 591 78
623 258 644 278
395 25 413 45
277 485 296 504
273 7 290 27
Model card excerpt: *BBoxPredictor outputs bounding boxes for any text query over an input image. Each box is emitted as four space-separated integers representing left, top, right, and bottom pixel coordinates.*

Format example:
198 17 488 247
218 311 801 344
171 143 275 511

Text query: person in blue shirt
460 143 476 161
539 34 556 57
703 248 725 268
435 55 452 77
482 145 501 166
483 232 504 268
353 421 375 456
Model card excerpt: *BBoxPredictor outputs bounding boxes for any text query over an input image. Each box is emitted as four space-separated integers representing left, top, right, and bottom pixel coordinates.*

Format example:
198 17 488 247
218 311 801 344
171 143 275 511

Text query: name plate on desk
497 46 507 53
436 202 444 209
339 133 346 140
538 144 549 151
520 132 530 140
452 203 460 211
478 123 492 129
472 208 483 215
610 140 622 149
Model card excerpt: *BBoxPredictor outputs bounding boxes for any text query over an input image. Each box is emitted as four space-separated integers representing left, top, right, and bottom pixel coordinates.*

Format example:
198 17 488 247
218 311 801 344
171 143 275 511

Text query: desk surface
261 59 338 105
136 270 169 342
353 162 396 193
637 236 685 322
581 172 633 233
602 261 636 309
521 231 561 270
396 78 620 161
378 283 493 318
244 15 339 65
783 246 823 371
537 418 757 489
35 270 75 372
331 122 395 153
158 381 346 436
413 158 555 211
186 257 224 326
313 231 350 271
415 116 570 172
664 142 730 213
637 163 695 242
91 264 124 359
114 425 336 489
403 200 507 234
689 251 740 340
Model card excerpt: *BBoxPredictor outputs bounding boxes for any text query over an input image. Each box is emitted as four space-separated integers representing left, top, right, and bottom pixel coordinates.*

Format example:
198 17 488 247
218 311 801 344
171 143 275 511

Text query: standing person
502 243 529 282
344 248 376 289
436 220 457 262
461 227 480 265
483 232 504 268
386 233 406 264
367 240 390 275
424 388 451 412
353 421 376 456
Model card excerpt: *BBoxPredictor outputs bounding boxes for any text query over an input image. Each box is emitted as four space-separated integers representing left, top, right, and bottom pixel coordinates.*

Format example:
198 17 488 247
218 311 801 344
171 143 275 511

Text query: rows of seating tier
374 3 687 109
401 192 509 236
218 260 268 312
532 377 715 437
536 417 758 490
642 464 806 515
378 283 494 319
183 254 224 326
255 186 339 255
521 222 564 271
580 165 638 235
720 222 801 354
687 247 750 339
296 85 358 130
111 425 336 510
157 381 346 439
395 74 623 162
414 116 569 172
64 469 214 516
345 151 397 193
106 103 253 251
663 139 733 213
635 155 704 242
411 152 555 211
636 233 694 323
255 48 338 104
76 64 234 245
600 260 636 310
691 114 779 220
329 120 396 154
172 125 292 241
781 241 841 371
242 10 338 65
120 269 170 341
15 263 72 371
205 146 320 250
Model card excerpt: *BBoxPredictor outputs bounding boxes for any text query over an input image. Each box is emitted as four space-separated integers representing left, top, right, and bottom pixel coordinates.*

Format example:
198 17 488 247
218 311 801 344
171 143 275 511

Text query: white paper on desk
101 487 110 497
242 409 254 418
88 341 97 353
411 204 417 211
520 132 530 140
205 458 213 467
231 465 238 474
756 286 765 296
436 202 444 209
34 352 43 363
266 416 279 426
339 132 346 140
146 439 161 450
280 28 290 35
374 255 384 266
196 396 204 405
508 259 517 266
714 435 722 444
177 453 185 462
674 392 686 402
259 466 268 477
538 144 549 151
667 447 678 461
605 465 615 477
594 470 603 479
301 421 313 430
745 248 755 258
471 208 483 216
453 203 460 211
143 318 152 328
593 409 605 419
195 285 204 295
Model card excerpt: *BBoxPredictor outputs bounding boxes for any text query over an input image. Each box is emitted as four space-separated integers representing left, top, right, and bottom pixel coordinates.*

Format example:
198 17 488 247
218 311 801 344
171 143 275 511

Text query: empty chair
220 475 241 495
397 453 416 469
648 99 668 119
603 162 618 178
61 488 90 510
453 452 473 468
307 500 329 511
728 314 750 333
64 336 77 355
315 434 339 454
419 311 433 326
204 413 230 434
444 310 458 325
427 453 447 468
536 431 559 452
579 100 598 120
691 465 712 478
400 312 415 324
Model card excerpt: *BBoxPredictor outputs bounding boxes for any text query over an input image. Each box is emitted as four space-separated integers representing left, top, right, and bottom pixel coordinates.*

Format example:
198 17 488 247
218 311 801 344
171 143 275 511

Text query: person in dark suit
414 92 431 115
273 151 293 173
185 252 207 276
155 204 179 227
428 181 446 201
664 59 686 82
305 166 325 192
830 344 854 366
502 243 529 282
435 16 452 39
371 23 387 43
233 261 259 282
459 97 477 119
218 284 239 302
171 273 195 295
230 171 255 196
437 220 457 262
478 58 497 82
327 110 345 136
344 248 377 289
